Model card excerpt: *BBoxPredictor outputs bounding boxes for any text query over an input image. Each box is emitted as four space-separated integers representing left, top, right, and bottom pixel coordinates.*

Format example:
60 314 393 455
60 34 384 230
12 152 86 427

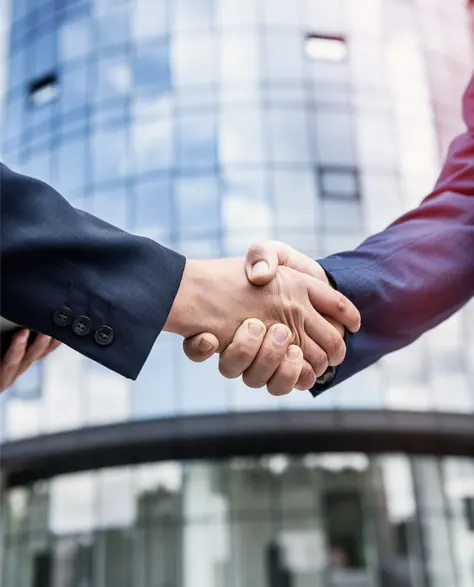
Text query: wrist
164 259 204 337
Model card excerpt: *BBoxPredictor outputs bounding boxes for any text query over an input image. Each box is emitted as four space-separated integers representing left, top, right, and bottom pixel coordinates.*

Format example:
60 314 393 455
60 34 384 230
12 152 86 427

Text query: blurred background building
1 0 474 586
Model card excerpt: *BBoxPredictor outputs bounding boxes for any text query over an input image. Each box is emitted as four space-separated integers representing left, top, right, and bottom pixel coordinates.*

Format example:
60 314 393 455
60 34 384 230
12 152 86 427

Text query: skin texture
170 249 360 394
0 330 61 392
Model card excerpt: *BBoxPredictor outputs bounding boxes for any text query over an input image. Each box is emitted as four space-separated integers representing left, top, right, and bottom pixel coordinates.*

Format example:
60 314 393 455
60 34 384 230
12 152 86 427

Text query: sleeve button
53 306 73 327
94 325 114 346
72 316 93 337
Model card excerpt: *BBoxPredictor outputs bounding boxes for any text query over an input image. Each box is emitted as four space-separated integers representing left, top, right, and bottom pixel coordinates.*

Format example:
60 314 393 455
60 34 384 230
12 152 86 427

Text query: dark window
32 551 52 587
28 73 58 105
324 490 366 569
463 497 474 532
317 166 361 201
304 34 347 62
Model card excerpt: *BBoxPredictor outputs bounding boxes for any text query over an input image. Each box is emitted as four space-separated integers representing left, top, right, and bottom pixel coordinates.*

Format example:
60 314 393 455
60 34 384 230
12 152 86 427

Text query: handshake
164 241 360 396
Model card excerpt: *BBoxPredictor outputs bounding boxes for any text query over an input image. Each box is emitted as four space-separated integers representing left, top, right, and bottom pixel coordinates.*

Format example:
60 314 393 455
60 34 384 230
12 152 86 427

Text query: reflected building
1 1 474 586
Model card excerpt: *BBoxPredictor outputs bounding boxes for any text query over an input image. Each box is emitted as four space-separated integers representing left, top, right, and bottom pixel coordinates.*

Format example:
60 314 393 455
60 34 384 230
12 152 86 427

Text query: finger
294 359 317 390
304 312 346 366
242 324 293 389
3 329 29 366
323 315 345 338
183 333 220 363
40 338 62 359
246 241 328 285
245 242 280 286
267 345 304 396
306 278 361 333
300 336 329 379
219 319 266 379
21 333 51 365
1 329 29 390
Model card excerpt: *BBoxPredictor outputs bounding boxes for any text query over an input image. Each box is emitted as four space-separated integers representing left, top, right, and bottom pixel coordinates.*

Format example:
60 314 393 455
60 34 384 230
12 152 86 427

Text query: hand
1 330 61 392
165 257 356 362
169 250 359 392
183 242 357 395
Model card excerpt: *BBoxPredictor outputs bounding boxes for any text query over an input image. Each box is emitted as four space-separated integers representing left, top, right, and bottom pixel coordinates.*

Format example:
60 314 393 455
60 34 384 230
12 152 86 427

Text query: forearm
313 123 474 392
1 164 185 379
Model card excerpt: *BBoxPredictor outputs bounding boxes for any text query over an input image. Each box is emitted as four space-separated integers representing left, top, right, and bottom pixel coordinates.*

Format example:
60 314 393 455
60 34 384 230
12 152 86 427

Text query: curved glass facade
1 0 473 441
1 2 474 587
3 453 474 587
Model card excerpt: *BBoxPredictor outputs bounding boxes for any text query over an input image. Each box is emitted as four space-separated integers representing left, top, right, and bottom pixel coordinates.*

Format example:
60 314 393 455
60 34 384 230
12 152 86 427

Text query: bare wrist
164 259 204 337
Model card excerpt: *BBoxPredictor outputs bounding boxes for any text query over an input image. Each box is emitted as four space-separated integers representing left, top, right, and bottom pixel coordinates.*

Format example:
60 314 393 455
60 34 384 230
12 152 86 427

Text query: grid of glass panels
2 453 474 587
1 0 473 440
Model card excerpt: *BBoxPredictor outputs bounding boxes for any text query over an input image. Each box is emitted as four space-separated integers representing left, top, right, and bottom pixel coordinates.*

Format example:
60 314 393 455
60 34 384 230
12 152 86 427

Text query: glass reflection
5 455 471 587
1 0 472 433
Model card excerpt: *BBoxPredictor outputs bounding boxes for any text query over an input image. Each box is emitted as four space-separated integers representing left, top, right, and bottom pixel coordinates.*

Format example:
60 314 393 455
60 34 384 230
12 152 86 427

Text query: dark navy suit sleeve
0 164 185 379
312 73 474 395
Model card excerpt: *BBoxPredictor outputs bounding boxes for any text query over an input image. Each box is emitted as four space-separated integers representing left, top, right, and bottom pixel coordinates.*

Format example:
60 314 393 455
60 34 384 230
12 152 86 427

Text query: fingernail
252 261 269 278
287 346 300 360
274 326 289 344
248 321 264 338
199 338 214 352
20 330 30 343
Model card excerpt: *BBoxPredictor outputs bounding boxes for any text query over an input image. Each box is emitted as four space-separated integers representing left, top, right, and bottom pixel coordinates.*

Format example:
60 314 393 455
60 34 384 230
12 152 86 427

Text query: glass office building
1 1 473 586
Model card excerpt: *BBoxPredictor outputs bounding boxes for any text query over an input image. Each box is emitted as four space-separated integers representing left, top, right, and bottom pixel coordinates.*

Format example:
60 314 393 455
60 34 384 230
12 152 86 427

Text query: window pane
217 0 257 27
172 35 216 87
305 35 347 63
221 169 272 254
9 362 42 401
92 128 129 182
314 110 355 164
355 114 397 169
59 6 92 61
177 112 217 170
133 40 170 94
94 2 130 50
272 169 318 231
134 177 173 241
220 107 264 165
320 168 359 199
176 175 219 234
33 30 57 79
267 108 311 163
131 333 178 418
262 0 299 26
7 46 27 89
132 119 173 173
4 91 24 142
132 0 169 40
94 53 131 103
263 32 304 81
220 32 260 83
54 135 87 195
322 200 362 231
97 468 134 529
172 0 214 32
49 473 96 535
60 61 89 114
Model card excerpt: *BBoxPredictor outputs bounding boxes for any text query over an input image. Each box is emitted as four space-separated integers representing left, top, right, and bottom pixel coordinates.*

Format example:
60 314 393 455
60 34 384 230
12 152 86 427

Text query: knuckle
232 340 255 361
311 351 329 377
242 372 266 389
327 331 345 362
335 291 347 313
218 359 239 380
248 241 266 258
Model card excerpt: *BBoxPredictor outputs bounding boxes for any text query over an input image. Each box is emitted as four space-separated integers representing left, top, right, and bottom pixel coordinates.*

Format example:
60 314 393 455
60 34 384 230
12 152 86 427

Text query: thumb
183 332 219 363
245 241 280 286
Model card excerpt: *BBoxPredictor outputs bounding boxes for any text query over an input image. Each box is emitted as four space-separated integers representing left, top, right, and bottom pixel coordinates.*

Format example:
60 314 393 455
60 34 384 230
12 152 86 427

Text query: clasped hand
166 241 360 396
